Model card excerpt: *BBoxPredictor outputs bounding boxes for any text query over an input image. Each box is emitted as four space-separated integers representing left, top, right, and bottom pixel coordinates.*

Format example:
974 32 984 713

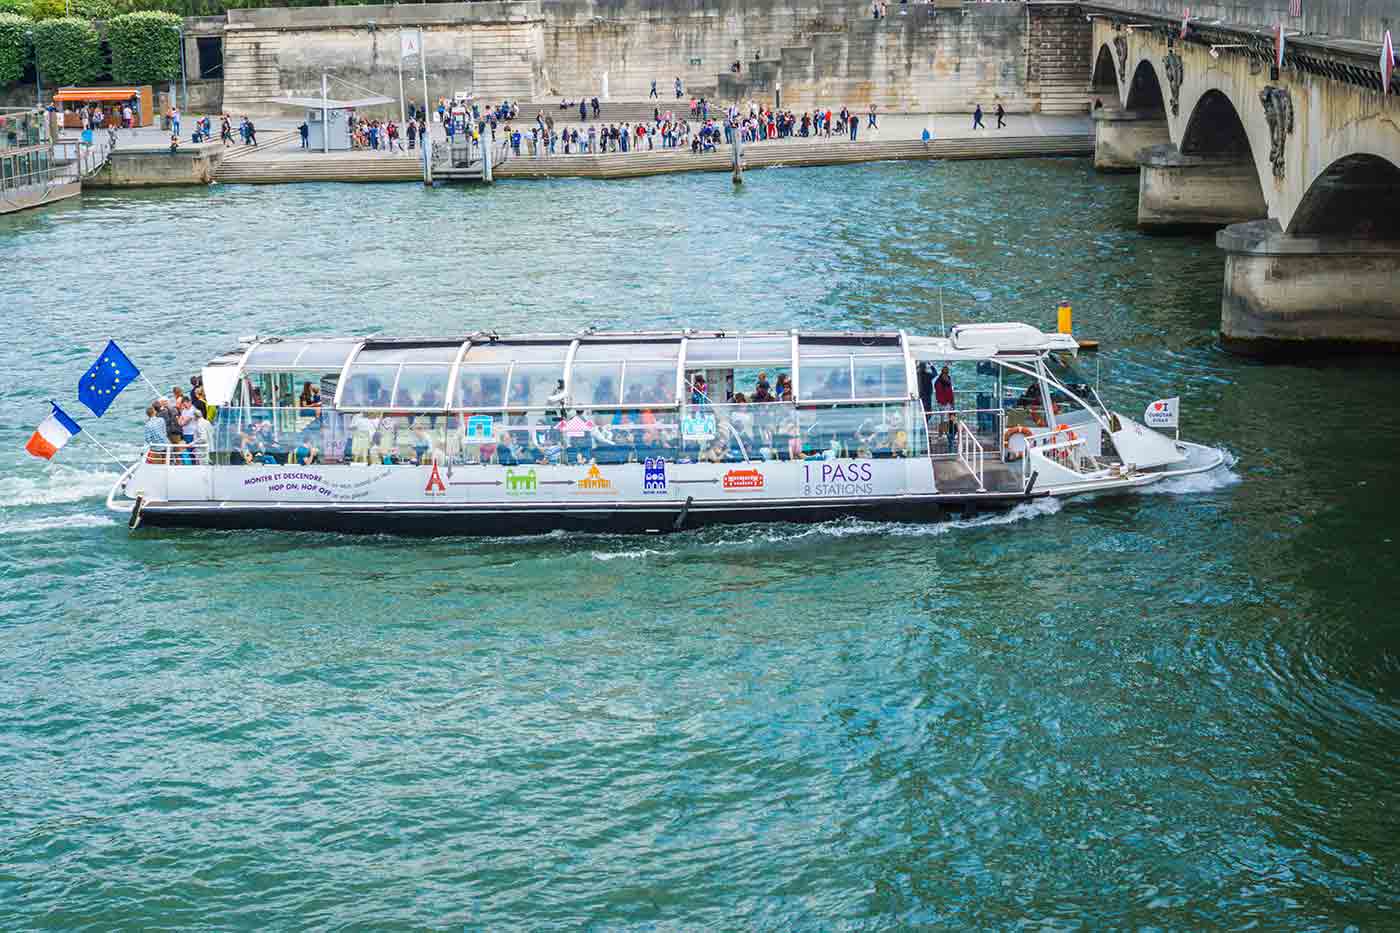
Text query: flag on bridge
1288 0 1301 18
26 403 82 461
1276 23 1287 70
77 339 141 417
1180 7 1190 40
1384 30 1396 96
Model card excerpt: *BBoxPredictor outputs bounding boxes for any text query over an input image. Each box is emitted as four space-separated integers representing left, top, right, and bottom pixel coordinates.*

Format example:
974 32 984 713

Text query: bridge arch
1090 44 1118 104
1288 154 1400 239
1125 59 1166 114
1180 90 1251 157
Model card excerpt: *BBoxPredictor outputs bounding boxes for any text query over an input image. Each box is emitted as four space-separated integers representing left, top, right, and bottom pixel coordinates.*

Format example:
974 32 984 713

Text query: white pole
419 27 429 126
321 71 329 154
398 28 406 125
419 28 431 183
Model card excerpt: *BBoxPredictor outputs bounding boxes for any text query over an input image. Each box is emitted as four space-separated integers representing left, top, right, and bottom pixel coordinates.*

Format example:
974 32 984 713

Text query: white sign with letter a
1144 397 1179 429
400 31 421 59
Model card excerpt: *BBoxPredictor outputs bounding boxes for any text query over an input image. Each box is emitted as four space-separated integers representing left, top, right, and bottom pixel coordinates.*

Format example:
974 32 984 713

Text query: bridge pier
1092 108 1169 172
1218 220 1400 355
1136 144 1267 233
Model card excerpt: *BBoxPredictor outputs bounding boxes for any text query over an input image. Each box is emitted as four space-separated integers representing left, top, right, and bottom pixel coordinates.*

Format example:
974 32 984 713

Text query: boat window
244 343 307 368
574 340 681 362
852 357 908 399
293 342 359 369
739 337 791 361
454 364 510 408
799 356 853 400
571 361 624 407
623 361 679 404
684 338 740 363
460 341 570 364
392 365 451 409
507 362 566 408
340 365 398 407
354 343 463 365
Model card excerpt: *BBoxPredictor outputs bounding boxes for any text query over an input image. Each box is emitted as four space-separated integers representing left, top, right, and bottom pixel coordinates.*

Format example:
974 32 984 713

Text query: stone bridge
1081 0 1400 354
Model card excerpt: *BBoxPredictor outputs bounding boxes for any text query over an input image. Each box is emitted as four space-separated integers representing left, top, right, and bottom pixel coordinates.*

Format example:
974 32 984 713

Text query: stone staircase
502 100 697 126
1027 4 1092 114
221 29 282 116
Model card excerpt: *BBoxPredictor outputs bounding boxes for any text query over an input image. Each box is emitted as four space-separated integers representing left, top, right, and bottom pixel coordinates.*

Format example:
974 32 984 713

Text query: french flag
26 404 82 461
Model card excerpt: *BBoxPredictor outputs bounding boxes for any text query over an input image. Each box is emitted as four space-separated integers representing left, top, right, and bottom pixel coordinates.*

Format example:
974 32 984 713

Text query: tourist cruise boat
108 325 1227 534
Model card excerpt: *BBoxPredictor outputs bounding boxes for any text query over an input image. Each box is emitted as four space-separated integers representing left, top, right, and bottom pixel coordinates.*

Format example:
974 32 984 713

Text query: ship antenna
939 287 947 338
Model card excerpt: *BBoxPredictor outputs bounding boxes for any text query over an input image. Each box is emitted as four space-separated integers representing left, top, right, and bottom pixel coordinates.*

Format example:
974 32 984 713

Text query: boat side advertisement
195 458 917 504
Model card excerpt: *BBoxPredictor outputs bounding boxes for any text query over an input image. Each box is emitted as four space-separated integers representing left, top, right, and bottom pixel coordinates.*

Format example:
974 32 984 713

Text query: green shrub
0 0 29 17
32 16 102 86
26 0 62 19
0 11 28 86
107 10 179 85
71 0 115 20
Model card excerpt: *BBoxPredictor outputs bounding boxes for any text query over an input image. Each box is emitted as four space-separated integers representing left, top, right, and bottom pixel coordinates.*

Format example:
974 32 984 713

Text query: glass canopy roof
232 333 913 410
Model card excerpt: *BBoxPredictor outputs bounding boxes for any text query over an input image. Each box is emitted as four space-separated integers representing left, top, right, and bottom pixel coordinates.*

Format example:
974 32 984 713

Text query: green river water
1 159 1398 929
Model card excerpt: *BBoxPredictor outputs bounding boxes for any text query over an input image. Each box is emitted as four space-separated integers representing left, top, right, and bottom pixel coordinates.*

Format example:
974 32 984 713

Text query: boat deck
932 457 1026 494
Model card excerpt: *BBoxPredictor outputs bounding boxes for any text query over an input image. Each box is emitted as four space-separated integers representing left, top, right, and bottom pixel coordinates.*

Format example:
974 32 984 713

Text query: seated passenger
699 438 728 463
299 382 322 416
290 431 320 465
753 373 772 402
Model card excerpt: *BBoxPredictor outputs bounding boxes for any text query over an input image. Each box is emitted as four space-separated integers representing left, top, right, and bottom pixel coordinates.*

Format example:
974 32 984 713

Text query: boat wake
0 513 118 535
0 466 121 507
1144 448 1241 496
587 497 1065 560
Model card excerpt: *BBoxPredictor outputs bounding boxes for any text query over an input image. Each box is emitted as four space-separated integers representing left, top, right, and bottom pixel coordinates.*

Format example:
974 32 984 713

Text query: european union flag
78 340 141 417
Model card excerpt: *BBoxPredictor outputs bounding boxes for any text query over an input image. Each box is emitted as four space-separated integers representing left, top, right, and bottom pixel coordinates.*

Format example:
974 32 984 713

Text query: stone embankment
498 134 1093 179
208 132 1092 185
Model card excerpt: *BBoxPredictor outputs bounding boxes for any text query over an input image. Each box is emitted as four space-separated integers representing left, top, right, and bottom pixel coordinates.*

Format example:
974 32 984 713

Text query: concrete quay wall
216 1 1092 118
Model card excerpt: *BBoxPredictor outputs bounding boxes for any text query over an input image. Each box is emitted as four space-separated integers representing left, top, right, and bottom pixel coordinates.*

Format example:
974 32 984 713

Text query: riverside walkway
207 112 1091 185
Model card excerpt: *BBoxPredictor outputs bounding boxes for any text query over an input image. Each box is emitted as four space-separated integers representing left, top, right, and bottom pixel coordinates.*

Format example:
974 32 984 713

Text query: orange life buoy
1003 425 1034 460
1048 423 1079 461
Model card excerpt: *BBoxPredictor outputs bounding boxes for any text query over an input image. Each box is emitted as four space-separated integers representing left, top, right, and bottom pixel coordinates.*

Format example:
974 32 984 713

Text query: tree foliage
31 16 103 86
107 10 179 85
0 11 28 87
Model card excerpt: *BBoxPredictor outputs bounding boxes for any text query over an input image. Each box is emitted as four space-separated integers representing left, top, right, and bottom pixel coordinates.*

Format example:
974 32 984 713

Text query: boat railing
1018 429 1090 485
926 407 1002 459
143 441 210 466
955 419 986 492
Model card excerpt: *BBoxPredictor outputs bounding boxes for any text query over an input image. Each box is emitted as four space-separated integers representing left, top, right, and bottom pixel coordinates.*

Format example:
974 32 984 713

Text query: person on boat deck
689 373 710 406
934 366 955 409
290 430 320 465
753 371 773 402
177 397 198 447
299 382 321 415
168 432 193 466
775 373 793 399
143 405 168 461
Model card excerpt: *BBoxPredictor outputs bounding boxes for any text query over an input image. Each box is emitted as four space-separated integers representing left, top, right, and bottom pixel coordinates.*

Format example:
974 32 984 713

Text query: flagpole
398 28 407 124
79 430 133 470
139 373 165 398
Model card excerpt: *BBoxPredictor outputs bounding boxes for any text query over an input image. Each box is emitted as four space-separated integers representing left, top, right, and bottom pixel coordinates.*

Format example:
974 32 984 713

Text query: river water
2 160 1398 929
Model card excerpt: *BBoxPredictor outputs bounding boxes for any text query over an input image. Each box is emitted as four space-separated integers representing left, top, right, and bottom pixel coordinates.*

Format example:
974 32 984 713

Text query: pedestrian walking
675 76 683 99
220 114 233 146
246 118 257 146
580 100 588 123
972 104 984 130
868 103 878 129
650 80 658 99
995 102 1006 129
298 121 309 148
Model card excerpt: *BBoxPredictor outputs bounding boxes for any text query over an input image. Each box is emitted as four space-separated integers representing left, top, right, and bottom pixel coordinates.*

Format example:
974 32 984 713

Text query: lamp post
25 29 40 110
168 24 187 113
